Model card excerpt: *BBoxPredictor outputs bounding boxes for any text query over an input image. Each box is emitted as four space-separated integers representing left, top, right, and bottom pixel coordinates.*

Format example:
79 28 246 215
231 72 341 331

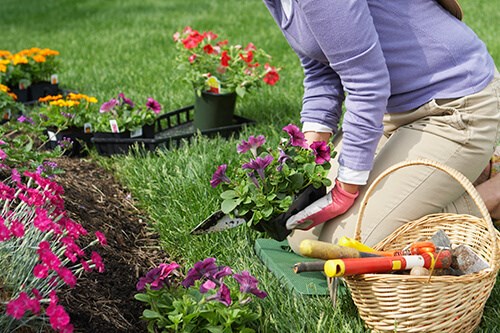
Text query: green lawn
1 0 499 332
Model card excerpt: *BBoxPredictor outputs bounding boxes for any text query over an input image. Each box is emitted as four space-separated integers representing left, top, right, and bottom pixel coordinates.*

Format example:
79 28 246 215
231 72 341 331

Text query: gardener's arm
286 1 391 229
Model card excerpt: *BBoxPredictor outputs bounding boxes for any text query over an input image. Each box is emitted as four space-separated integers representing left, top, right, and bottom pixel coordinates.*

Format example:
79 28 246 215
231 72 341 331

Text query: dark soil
54 156 169 333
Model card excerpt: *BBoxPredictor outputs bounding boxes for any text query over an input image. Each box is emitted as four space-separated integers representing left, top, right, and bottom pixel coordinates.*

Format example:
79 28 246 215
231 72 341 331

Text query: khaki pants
288 71 500 252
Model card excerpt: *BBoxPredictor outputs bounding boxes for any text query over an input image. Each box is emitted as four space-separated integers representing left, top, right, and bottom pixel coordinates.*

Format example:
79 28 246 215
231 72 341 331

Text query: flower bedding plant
36 93 99 131
135 257 267 333
96 92 162 133
0 84 25 120
0 115 66 172
210 124 334 230
0 156 106 333
172 26 281 97
0 48 60 89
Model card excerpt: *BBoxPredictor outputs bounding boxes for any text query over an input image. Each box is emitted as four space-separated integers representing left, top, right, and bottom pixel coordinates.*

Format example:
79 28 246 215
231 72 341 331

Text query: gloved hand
286 179 359 230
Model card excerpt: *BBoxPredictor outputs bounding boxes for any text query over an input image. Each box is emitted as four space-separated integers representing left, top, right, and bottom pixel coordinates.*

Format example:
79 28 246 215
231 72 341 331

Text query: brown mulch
54 156 169 333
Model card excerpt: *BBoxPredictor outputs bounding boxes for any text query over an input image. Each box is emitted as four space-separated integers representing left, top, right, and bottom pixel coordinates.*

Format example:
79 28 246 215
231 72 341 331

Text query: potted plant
135 258 267 333
95 92 162 139
0 84 25 124
172 26 281 130
210 124 334 240
0 48 60 102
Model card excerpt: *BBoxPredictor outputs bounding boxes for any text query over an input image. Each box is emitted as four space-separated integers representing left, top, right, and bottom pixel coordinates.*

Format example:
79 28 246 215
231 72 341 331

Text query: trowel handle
324 250 451 277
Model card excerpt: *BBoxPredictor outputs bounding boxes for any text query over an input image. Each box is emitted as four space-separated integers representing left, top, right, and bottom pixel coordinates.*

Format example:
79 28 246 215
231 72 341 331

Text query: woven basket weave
340 159 500 333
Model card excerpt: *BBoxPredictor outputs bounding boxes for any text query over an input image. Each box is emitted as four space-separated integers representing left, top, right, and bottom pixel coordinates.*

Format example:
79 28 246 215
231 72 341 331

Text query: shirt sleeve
298 0 391 172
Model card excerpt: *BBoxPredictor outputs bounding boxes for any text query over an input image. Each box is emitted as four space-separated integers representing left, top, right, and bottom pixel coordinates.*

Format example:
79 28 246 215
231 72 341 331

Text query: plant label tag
109 119 120 133
47 131 57 142
130 127 143 138
206 76 220 94
84 122 92 133
51 74 58 85
3 109 11 120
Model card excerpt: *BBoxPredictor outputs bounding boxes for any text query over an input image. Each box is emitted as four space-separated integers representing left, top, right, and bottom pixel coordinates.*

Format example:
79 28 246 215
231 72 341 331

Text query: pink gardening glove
286 179 359 230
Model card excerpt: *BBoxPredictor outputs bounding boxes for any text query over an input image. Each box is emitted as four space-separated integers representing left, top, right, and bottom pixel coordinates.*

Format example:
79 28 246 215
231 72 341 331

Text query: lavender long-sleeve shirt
263 0 495 176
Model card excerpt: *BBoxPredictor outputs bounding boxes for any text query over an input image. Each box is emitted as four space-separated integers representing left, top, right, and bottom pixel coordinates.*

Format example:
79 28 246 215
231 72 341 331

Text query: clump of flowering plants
0 48 60 88
211 124 334 228
172 26 281 97
36 93 99 130
0 159 106 332
135 257 267 333
96 92 162 133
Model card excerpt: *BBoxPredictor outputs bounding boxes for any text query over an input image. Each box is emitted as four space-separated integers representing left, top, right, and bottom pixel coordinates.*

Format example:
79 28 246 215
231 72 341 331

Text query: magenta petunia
210 164 231 188
237 135 266 155
118 92 134 108
146 97 162 114
99 99 119 113
206 283 232 306
182 257 219 288
242 155 274 180
233 270 267 299
283 124 307 148
310 141 331 165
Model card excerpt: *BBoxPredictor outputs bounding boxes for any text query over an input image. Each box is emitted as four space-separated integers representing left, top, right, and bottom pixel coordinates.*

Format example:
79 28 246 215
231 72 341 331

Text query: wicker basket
339 159 500 333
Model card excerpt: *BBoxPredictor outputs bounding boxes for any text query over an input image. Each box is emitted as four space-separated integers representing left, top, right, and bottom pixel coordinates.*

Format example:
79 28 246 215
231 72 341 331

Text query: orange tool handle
324 250 451 277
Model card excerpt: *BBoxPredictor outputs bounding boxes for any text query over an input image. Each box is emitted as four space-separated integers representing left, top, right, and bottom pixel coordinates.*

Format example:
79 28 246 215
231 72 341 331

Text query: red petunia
263 63 280 86
220 51 231 67
203 44 215 54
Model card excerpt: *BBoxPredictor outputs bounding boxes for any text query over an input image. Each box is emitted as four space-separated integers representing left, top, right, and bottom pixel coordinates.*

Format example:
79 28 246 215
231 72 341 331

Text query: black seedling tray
91 105 255 156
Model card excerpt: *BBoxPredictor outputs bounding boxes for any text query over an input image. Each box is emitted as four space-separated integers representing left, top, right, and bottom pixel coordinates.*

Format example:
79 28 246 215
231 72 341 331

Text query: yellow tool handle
300 239 362 260
337 236 378 253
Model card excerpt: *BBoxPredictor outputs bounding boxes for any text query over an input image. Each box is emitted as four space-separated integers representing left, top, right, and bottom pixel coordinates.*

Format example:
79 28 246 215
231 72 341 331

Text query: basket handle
354 159 497 260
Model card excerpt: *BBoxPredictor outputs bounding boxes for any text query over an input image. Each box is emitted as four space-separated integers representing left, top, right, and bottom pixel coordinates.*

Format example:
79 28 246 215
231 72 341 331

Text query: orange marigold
0 50 12 58
32 54 46 63
38 94 63 103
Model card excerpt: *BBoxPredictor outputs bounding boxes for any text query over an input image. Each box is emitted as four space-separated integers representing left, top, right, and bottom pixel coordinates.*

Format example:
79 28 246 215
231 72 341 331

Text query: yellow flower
11 54 28 65
8 92 17 101
0 84 9 93
67 92 98 104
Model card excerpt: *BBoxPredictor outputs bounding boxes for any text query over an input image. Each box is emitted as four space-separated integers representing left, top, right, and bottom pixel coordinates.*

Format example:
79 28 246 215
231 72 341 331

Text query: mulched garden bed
54 156 168 333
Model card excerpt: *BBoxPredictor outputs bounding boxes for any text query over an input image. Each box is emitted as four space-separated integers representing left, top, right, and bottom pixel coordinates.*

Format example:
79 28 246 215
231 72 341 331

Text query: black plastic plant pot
45 127 94 157
10 87 29 103
256 185 327 241
29 81 59 101
193 91 237 131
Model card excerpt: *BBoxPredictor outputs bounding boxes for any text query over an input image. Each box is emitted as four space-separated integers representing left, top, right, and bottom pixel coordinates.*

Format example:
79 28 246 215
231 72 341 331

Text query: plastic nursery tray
91 105 256 156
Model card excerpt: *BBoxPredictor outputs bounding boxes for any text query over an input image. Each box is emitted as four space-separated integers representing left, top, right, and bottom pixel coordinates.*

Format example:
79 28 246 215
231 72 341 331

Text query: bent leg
317 75 500 247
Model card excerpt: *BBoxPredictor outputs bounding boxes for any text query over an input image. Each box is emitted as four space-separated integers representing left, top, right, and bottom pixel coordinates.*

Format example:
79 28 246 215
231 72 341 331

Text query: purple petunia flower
276 148 291 172
247 172 260 188
99 99 119 113
310 141 331 165
146 97 162 114
210 164 231 188
242 155 273 180
17 115 34 124
283 124 307 148
118 92 134 108
181 257 219 288
60 112 75 119
136 262 180 291
233 271 267 299
206 283 232 306
237 135 266 157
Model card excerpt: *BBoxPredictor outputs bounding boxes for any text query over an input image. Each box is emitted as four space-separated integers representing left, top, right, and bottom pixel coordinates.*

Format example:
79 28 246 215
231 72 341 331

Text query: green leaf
221 199 238 214
134 293 151 302
220 190 237 199
235 86 246 98
142 309 163 319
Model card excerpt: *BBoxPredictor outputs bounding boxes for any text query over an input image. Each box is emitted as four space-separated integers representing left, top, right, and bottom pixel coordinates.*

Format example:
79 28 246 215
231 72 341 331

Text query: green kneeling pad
254 238 329 296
